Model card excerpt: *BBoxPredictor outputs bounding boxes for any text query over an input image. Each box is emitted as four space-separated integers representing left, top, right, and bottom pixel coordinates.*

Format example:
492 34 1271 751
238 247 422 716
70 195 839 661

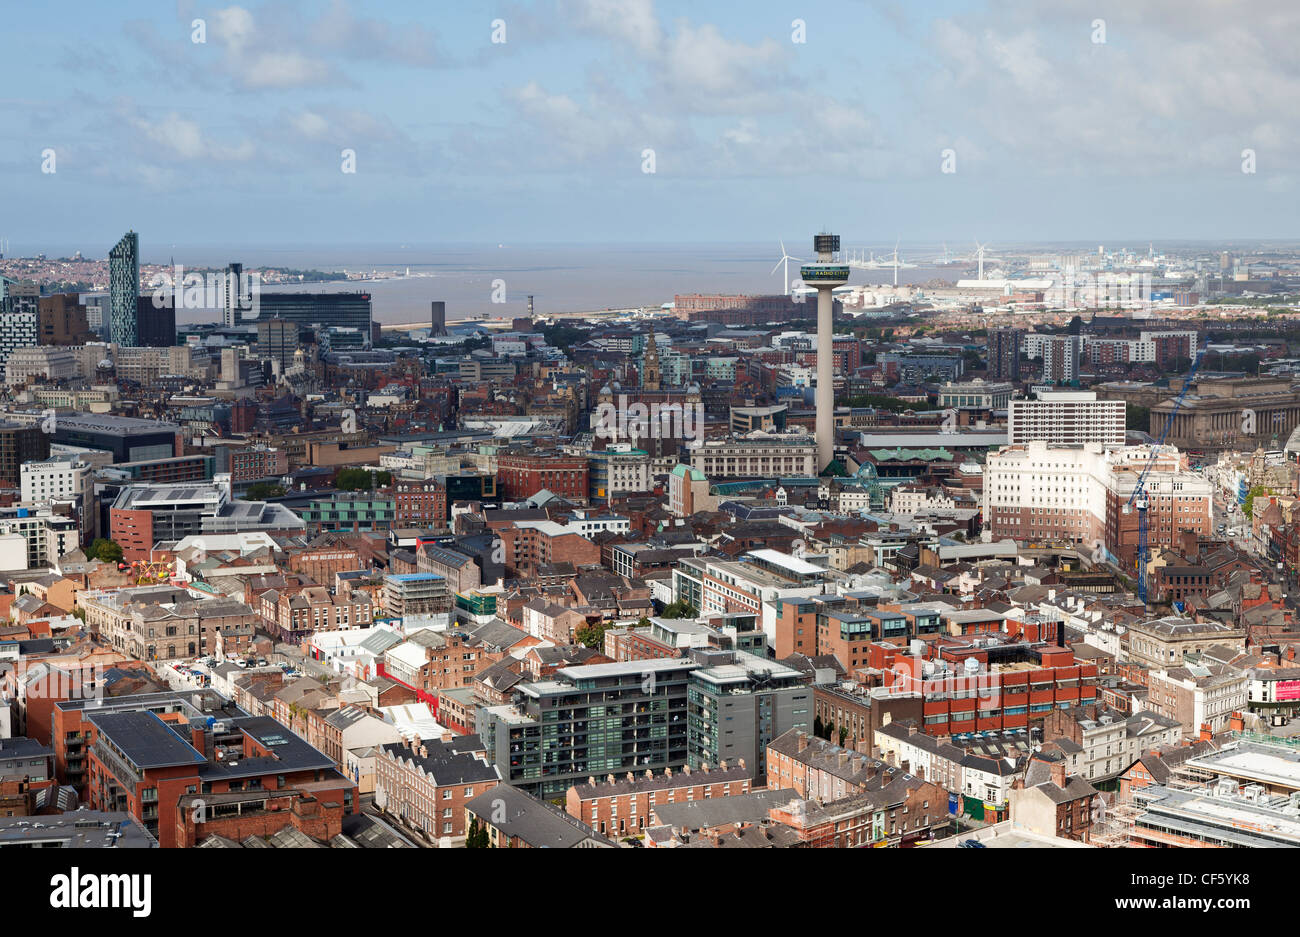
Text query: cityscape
2 0 1295 915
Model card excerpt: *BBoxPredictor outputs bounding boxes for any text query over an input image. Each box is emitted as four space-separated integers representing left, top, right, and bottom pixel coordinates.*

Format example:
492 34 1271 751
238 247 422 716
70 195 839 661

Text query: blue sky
2 0 1298 254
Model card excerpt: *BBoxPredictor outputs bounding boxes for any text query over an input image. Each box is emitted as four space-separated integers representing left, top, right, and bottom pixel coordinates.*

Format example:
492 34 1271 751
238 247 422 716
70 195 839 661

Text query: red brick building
497 451 589 501
393 479 448 529
84 709 356 848
566 763 752 838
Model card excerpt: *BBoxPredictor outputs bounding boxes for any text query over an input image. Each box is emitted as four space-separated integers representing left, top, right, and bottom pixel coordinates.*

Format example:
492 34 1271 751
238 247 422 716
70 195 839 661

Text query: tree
1126 404 1150 432
88 538 123 563
838 726 849 747
466 816 490 848
334 468 374 491
813 715 825 739
1244 484 1268 516
245 482 285 500
661 600 696 619
375 470 393 487
575 621 609 648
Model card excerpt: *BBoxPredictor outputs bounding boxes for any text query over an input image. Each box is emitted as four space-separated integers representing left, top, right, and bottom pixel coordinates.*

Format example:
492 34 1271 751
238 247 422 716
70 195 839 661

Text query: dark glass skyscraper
135 294 176 348
257 292 372 343
109 230 139 346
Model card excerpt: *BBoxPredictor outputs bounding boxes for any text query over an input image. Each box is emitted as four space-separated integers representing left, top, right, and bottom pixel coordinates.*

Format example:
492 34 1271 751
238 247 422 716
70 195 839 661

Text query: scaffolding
1091 800 1143 848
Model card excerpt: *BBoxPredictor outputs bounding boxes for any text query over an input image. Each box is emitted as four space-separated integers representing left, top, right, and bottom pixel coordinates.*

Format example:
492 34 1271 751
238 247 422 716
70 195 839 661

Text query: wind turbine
974 241 990 281
771 240 803 295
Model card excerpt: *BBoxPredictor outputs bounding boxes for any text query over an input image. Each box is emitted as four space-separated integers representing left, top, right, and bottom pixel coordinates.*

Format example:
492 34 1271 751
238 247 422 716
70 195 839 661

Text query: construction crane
1124 342 1207 602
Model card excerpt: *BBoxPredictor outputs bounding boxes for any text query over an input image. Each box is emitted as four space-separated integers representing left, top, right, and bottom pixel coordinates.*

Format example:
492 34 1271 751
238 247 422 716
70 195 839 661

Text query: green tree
575 621 609 648
839 394 914 412
1244 484 1268 516
813 715 825 739
245 482 286 500
1126 404 1150 432
838 726 849 747
334 468 374 491
375 470 393 487
661 600 696 619
88 538 123 563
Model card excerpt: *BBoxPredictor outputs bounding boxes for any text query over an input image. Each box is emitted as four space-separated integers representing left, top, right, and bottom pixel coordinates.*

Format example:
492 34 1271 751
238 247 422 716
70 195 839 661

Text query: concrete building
983 442 1210 564
1008 390 1126 446
687 431 818 480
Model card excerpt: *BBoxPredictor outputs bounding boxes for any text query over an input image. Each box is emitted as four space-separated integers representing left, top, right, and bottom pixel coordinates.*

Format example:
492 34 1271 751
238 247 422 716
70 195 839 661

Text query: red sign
1277 680 1300 701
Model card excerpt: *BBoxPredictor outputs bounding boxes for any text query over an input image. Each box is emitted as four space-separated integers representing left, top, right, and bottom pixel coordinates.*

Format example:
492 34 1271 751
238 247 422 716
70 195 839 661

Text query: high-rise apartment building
1008 390 1126 445
0 421 52 486
1042 334 1083 384
0 278 39 373
108 231 139 347
431 301 446 336
986 327 1024 381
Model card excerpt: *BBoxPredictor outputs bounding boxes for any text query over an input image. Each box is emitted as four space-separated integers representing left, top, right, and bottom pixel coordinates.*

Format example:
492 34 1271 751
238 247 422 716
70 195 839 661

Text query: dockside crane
1124 342 1207 603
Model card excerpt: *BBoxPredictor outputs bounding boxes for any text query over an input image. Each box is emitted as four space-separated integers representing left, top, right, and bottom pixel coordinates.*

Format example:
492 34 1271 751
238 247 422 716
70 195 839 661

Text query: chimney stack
1049 760 1066 789
797 731 809 752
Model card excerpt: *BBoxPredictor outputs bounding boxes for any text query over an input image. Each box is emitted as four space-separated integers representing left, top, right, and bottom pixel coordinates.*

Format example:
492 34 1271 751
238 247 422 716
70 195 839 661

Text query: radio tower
800 233 849 472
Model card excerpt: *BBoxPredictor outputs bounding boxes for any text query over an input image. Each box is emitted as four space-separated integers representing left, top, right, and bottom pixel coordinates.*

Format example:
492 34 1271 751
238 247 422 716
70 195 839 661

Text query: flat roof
746 548 824 576
87 711 206 770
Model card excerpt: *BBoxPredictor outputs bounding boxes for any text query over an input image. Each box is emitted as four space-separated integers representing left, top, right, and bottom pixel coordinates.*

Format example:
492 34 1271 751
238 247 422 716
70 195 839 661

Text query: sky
2 0 1298 255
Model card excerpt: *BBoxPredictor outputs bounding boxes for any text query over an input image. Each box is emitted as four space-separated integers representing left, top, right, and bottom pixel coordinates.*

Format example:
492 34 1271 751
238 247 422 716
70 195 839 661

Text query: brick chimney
1230 712 1244 733
797 731 809 752
1199 723 1213 742
1049 760 1066 789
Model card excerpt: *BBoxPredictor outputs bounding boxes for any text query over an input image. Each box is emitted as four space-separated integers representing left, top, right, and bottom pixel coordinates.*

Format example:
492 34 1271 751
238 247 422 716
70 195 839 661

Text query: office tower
430 301 446 336
1042 334 1083 384
0 277 39 374
257 318 300 369
799 233 850 472
987 327 1024 381
257 293 372 344
135 293 175 348
222 262 245 327
109 230 139 346
37 293 95 345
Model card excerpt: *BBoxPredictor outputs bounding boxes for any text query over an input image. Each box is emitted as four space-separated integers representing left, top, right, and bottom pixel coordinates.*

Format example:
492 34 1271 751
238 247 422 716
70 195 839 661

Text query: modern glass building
258 292 373 343
109 231 139 347
686 651 811 786
478 658 697 799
